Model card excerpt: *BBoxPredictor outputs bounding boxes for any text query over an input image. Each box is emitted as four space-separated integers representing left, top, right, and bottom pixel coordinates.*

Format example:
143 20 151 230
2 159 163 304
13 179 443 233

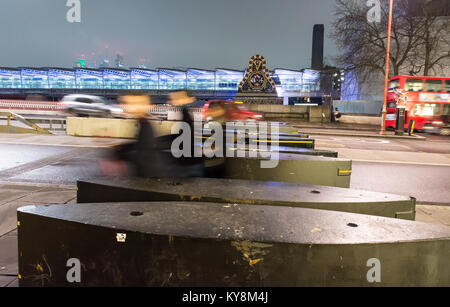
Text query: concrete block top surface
79 177 411 205
18 202 450 245
240 152 349 162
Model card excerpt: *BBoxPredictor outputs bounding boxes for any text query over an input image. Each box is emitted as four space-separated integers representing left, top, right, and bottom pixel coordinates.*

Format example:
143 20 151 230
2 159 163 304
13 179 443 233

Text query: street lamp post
380 0 394 135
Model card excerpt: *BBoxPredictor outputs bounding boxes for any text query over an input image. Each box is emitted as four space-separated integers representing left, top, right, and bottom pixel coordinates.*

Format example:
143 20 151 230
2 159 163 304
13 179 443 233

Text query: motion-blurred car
59 94 123 118
201 100 263 122
423 115 450 136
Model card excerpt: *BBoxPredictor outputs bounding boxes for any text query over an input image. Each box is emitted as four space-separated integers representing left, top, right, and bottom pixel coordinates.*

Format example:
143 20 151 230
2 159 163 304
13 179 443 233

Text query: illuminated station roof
0 67 320 93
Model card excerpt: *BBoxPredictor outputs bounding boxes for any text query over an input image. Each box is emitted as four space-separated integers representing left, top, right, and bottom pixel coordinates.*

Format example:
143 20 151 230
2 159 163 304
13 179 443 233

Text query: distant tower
115 54 124 68
311 24 324 70
99 59 110 69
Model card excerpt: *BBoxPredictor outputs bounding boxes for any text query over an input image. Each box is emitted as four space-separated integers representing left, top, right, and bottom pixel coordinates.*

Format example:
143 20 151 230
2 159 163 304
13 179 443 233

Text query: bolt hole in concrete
347 223 358 228
130 211 144 217
168 182 182 186
310 190 321 194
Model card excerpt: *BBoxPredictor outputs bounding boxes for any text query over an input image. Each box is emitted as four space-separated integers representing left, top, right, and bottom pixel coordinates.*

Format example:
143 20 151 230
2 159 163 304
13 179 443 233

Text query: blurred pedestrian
334 107 341 124
101 95 165 178
205 102 227 126
167 91 205 177
168 91 196 126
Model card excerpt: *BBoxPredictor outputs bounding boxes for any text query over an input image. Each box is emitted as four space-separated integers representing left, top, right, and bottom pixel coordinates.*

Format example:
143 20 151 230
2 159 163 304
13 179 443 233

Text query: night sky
0 0 338 70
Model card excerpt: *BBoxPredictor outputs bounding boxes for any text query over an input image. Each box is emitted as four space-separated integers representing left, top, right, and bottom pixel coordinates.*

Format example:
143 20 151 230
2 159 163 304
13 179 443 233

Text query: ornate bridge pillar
234 55 282 104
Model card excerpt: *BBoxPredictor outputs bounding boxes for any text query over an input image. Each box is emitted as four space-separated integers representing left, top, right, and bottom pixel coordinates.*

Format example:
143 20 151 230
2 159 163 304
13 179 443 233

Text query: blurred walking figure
167 91 205 177
101 95 165 178
334 107 342 124
168 91 196 126
205 103 227 126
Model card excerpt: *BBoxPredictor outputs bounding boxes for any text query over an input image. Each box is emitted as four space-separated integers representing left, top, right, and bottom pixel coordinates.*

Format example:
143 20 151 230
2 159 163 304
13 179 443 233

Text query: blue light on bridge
0 68 21 89
103 69 131 90
21 68 49 89
158 69 187 91
130 69 158 90
187 69 215 91
76 69 104 89
48 69 76 89
215 69 243 91
0 67 322 95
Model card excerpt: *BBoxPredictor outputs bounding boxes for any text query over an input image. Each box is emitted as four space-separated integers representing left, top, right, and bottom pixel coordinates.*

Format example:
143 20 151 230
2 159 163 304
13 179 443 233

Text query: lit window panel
75 69 103 89
187 69 215 90
0 68 21 89
48 69 76 89
103 69 131 90
131 69 158 90
20 68 49 89
215 69 244 91
158 69 187 90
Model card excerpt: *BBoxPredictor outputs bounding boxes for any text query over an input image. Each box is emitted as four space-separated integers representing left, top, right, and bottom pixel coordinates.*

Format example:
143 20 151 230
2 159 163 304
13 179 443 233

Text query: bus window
389 79 399 89
443 104 450 115
387 102 396 108
422 103 441 116
445 80 450 93
406 79 423 91
425 79 443 92
414 104 422 115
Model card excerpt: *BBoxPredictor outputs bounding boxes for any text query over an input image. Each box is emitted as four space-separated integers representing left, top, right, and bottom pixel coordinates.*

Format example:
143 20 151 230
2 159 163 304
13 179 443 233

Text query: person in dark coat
101 95 165 178
167 91 205 177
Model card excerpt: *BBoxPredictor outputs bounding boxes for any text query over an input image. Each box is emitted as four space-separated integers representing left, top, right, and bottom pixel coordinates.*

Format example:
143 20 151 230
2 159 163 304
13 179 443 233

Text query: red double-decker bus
385 75 450 130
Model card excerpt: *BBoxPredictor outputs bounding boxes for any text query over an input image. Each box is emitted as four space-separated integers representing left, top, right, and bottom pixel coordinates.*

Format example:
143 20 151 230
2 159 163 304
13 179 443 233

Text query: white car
59 94 124 118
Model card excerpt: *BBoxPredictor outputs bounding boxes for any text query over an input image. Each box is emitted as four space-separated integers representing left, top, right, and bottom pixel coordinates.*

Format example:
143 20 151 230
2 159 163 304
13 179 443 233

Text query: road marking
0 141 126 148
253 140 313 144
352 159 450 167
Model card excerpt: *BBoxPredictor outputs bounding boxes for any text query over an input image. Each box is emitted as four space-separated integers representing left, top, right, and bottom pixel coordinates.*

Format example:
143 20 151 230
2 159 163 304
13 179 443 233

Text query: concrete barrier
17 202 450 286
246 104 333 122
309 106 332 123
76 178 416 220
247 104 308 119
340 115 381 126
66 117 178 138
221 153 352 188
66 117 303 139
66 117 140 138
333 100 383 115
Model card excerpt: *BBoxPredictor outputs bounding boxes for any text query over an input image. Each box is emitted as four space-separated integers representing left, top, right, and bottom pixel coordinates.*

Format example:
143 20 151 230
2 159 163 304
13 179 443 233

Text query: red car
201 100 263 122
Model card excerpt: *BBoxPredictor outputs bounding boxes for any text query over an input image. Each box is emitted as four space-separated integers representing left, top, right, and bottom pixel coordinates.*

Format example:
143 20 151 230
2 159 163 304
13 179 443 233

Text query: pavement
0 180 449 287
288 121 426 139
0 127 449 287
0 181 76 287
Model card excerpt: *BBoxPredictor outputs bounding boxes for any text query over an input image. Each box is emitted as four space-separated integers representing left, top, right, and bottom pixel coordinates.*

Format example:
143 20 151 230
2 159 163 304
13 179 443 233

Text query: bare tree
331 0 450 79
408 4 450 76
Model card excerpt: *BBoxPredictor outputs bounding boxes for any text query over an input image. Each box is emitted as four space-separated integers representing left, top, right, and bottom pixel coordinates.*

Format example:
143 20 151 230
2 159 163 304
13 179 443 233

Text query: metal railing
0 111 53 134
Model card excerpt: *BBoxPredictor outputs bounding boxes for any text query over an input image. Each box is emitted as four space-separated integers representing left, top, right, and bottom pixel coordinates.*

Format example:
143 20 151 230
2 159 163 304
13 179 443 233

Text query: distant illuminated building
115 54 124 69
99 59 110 69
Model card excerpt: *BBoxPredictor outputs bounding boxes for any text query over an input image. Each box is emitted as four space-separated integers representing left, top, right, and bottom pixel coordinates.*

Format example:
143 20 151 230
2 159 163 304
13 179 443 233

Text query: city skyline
0 0 338 70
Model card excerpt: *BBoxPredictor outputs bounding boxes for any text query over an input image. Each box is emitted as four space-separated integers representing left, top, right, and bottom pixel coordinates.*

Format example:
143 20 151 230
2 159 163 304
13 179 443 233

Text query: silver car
60 94 123 118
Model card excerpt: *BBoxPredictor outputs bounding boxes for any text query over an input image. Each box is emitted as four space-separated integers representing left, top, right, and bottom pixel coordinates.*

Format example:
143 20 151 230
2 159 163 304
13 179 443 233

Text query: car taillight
432 121 444 125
